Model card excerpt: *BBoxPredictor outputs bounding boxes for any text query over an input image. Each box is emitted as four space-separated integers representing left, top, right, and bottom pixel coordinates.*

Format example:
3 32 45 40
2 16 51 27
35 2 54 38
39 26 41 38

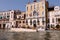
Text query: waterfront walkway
9 28 45 32
9 28 36 32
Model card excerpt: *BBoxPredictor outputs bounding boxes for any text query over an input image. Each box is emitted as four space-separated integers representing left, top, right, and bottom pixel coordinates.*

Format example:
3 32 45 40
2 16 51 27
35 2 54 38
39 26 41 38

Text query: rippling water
0 29 60 40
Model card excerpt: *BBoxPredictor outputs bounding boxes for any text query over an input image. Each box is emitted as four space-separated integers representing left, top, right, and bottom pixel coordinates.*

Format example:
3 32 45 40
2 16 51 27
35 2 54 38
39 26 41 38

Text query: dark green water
0 30 60 40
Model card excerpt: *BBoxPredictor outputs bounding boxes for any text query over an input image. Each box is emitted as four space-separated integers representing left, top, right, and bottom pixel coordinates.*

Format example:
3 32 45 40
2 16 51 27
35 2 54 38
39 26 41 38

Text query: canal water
0 29 60 40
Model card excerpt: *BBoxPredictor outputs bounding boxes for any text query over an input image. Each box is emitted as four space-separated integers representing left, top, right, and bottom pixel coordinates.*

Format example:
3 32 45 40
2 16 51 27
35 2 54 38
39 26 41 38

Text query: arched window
0 16 2 19
24 14 26 19
37 19 39 25
33 20 36 24
29 13 32 17
42 17 45 25
34 5 35 9
30 19 32 25
27 7 28 11
31 6 32 10
26 20 28 25
33 10 38 16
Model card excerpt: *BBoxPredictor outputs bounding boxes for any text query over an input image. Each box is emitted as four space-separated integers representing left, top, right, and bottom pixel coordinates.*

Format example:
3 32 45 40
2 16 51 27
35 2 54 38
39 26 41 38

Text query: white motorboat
38 28 45 31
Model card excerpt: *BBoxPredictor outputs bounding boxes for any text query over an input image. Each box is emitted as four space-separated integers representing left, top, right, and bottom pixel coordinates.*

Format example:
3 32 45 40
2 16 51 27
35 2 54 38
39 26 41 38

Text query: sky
0 0 60 11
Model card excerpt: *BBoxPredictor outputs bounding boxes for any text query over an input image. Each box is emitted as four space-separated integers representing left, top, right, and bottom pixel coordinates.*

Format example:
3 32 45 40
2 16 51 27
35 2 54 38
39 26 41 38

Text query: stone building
0 10 15 29
26 0 48 29
0 0 49 29
16 11 26 28
0 19 10 29
0 10 26 29
49 6 60 28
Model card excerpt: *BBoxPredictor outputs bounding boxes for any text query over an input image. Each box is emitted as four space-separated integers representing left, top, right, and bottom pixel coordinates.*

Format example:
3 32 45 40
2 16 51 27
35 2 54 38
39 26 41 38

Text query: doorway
58 18 60 23
0 24 1 29
33 20 36 28
3 24 6 29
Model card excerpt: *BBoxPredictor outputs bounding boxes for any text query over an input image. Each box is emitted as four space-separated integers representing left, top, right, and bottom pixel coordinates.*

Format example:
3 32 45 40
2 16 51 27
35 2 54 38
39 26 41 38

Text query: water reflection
13 32 26 40
0 30 60 40
45 32 51 40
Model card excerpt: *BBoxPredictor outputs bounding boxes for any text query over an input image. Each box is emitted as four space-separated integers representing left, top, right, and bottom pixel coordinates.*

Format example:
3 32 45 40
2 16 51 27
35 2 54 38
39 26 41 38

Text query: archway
0 24 1 29
3 24 6 29
33 20 36 28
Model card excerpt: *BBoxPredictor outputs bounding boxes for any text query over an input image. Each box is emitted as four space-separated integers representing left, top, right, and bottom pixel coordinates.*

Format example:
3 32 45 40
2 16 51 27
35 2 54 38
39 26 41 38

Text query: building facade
0 10 26 29
16 11 26 28
49 6 60 28
0 10 15 29
26 0 48 29
0 0 60 30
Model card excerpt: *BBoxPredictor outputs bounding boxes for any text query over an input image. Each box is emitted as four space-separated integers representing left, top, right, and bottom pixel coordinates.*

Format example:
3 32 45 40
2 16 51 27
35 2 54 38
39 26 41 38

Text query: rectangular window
42 11 44 15
42 18 45 25
23 21 25 23
19 16 21 19
42 5 44 9
4 16 6 19
11 12 13 13
30 20 32 25
37 4 39 10
26 20 28 25
4 13 6 15
42 3 44 9
37 19 39 25
7 16 9 19
52 18 54 23
7 13 10 15
19 21 21 23
24 14 26 19
31 6 32 10
22 16 24 18
48 19 50 23
58 18 60 23
11 15 12 18
56 18 57 22
27 7 28 11
34 5 35 9
0 16 2 19
0 24 1 28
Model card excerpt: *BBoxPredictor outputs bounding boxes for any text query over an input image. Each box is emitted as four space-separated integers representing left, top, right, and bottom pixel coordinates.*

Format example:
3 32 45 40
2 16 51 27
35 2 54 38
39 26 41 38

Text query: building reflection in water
45 32 51 40
0 30 60 40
